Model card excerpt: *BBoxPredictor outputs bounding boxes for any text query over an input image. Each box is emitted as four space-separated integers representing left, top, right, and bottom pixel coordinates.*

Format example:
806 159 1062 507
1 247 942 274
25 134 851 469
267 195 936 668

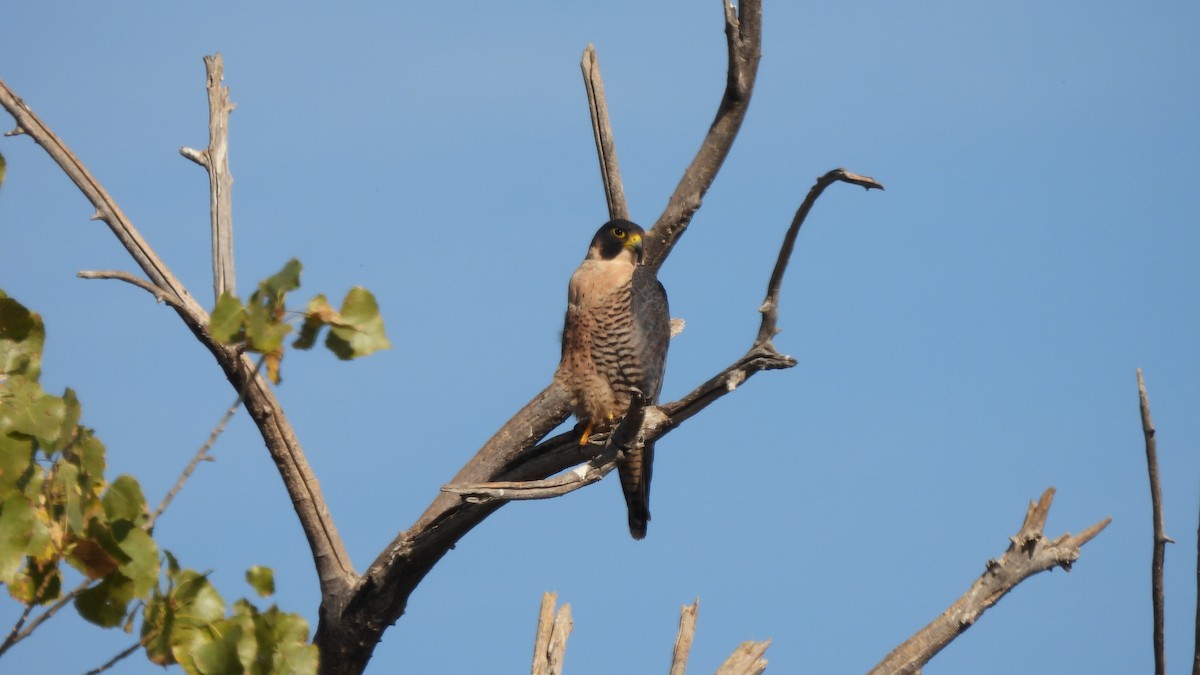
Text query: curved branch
645 0 763 273
869 488 1111 674
77 270 188 312
756 169 882 346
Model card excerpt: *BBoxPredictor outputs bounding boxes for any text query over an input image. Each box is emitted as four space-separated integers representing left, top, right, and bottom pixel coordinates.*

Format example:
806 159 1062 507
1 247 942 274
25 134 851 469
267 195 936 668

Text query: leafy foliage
0 291 316 672
210 259 391 383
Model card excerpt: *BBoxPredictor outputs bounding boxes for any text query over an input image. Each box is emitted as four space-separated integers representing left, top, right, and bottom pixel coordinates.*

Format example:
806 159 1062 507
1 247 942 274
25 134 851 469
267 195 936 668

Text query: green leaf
56 461 84 534
9 558 61 605
292 294 335 351
102 475 149 526
209 292 247 344
115 526 159 598
141 590 177 666
325 287 391 360
245 565 274 598
0 296 45 379
0 494 35 584
245 302 292 354
0 431 34 493
172 569 226 626
1 378 67 451
190 622 244 675
261 258 303 300
75 573 136 627
0 150 6 188
76 432 107 497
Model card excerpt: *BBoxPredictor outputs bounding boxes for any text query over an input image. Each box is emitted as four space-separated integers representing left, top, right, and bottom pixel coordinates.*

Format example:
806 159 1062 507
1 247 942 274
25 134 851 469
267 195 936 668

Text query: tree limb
869 488 1111 674
1138 369 1171 675
0 75 356 608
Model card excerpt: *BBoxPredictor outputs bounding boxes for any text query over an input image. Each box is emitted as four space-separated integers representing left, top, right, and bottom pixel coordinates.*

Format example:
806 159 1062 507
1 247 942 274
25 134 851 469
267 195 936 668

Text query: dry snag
869 488 1110 674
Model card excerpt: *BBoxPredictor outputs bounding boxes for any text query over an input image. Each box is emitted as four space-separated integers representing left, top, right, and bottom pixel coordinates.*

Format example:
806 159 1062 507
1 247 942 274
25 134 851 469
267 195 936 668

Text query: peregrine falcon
556 219 670 539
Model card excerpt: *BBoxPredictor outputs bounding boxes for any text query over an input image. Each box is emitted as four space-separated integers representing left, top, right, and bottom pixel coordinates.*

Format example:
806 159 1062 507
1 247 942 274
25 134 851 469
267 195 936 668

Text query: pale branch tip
870 489 1108 674
179 146 209 167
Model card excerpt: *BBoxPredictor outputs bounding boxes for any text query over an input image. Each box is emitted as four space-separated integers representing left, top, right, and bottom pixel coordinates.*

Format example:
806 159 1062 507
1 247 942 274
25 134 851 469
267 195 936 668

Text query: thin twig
85 640 143 675
1139 369 1171 675
147 356 265 531
870 488 1111 674
77 270 189 312
0 578 93 657
670 600 700 675
581 44 628 222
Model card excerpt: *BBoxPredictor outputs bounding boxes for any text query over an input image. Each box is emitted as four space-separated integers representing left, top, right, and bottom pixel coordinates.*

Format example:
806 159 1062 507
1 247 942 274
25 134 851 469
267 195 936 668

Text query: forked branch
869 488 1110 674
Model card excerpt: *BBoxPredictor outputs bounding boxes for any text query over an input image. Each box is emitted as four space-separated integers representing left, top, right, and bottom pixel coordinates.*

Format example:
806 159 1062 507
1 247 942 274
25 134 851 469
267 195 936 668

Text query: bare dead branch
444 452 617 502
1138 369 1171 675
77 270 188 312
548 603 572 675
179 53 237 299
581 44 628 222
870 488 1111 674
0 74 355 609
644 0 763 273
531 592 572 675
715 640 771 675
670 600 700 675
531 592 556 675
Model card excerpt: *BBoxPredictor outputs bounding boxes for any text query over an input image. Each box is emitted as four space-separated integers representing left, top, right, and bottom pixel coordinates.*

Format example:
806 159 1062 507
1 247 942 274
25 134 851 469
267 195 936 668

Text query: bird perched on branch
556 219 670 539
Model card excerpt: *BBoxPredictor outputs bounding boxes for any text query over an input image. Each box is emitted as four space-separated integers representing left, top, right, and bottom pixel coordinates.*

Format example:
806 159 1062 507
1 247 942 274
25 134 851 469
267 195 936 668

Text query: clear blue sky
3 2 1199 673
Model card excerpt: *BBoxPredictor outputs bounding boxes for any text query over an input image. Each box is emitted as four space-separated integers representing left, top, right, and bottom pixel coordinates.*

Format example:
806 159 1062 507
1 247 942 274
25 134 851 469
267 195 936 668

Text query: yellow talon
579 422 593 446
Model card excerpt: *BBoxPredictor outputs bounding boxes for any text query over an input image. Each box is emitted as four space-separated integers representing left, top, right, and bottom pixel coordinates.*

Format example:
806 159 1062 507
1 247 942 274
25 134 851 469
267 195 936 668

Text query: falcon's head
586 219 646 265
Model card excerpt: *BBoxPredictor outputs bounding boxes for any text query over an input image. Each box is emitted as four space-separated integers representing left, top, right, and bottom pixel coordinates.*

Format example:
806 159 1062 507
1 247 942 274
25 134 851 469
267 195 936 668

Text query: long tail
618 441 654 539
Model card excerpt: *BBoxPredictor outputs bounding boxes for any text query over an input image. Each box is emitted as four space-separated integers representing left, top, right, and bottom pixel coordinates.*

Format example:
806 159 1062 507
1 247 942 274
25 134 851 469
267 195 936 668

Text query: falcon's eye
612 227 626 238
